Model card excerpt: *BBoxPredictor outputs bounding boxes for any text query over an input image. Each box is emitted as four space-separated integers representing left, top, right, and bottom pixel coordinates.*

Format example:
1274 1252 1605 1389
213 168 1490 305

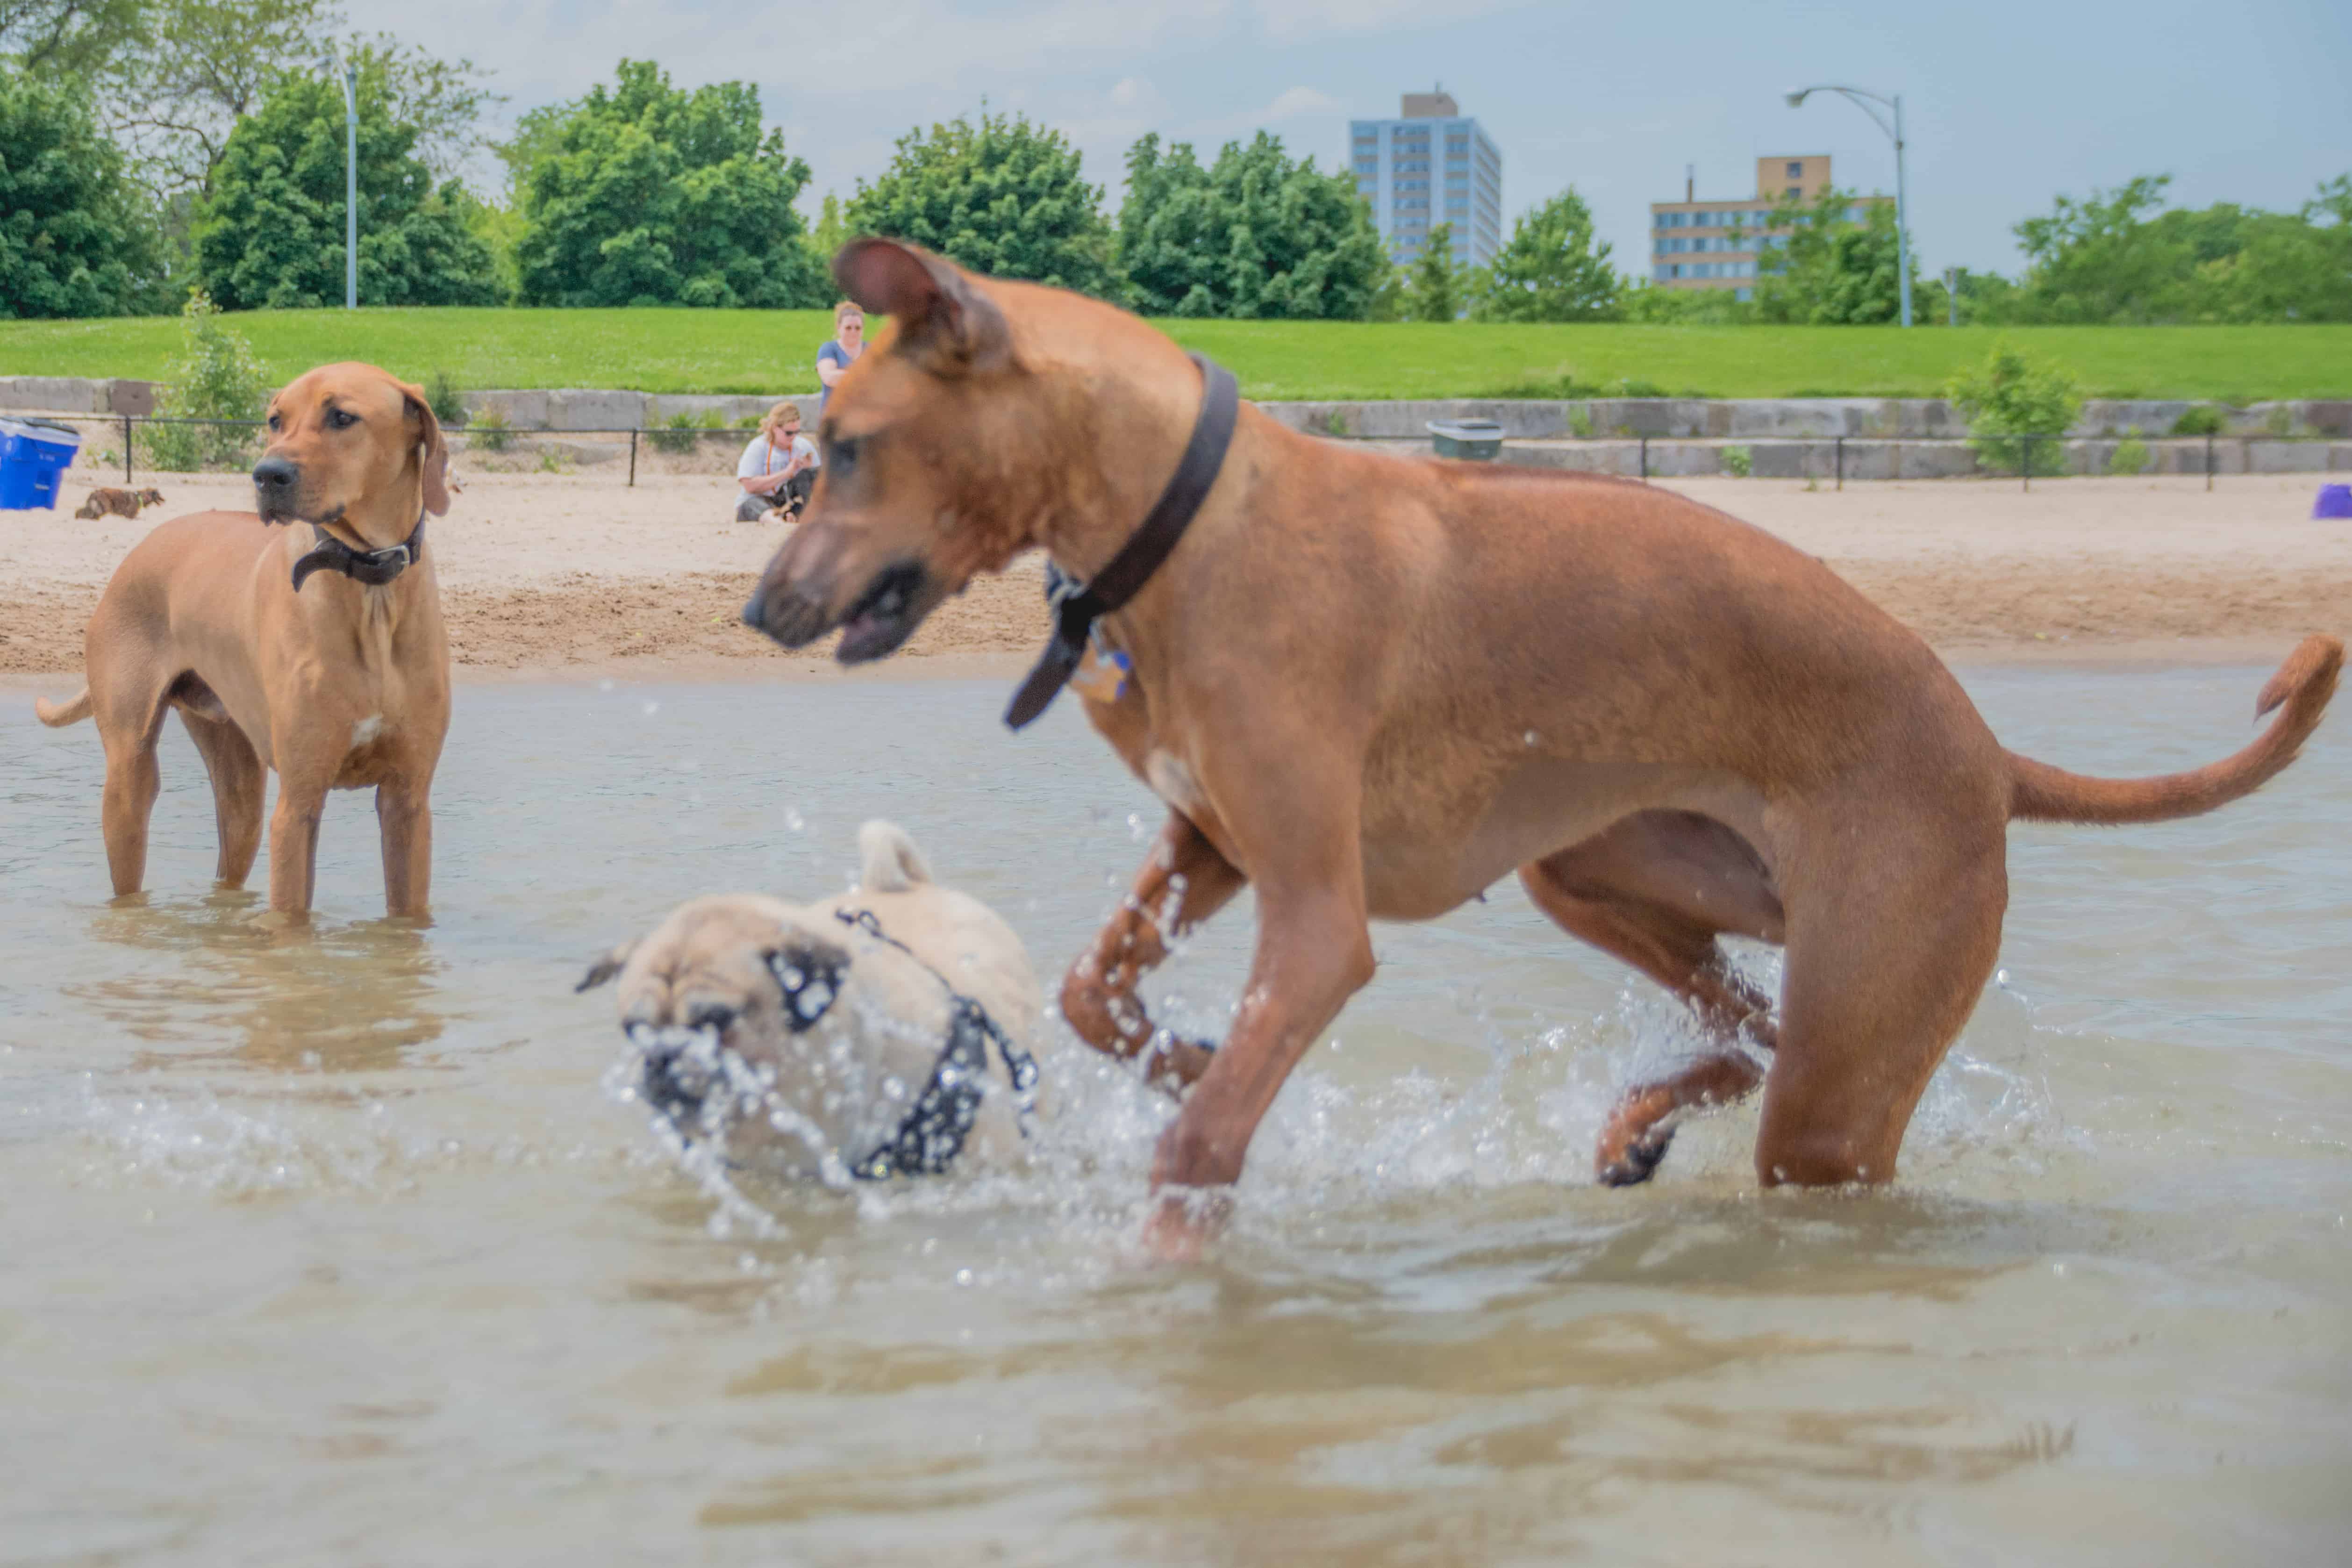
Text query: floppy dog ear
575 938 638 993
399 382 450 516
833 237 1010 378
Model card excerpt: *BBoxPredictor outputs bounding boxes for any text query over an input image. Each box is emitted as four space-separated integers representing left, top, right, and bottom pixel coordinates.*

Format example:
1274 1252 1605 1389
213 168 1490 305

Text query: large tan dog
744 239 2339 1253
37 363 451 919
578 820 1044 1181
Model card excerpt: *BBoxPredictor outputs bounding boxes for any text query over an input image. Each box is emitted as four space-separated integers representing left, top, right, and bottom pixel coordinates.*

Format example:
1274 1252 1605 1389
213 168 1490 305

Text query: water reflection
71 893 448 1071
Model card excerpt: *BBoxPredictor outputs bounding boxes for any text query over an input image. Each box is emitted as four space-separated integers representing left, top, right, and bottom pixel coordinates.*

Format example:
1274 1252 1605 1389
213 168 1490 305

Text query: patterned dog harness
819 908 1041 1180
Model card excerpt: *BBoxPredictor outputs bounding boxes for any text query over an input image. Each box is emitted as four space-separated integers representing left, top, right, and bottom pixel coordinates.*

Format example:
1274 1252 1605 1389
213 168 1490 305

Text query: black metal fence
19 412 2345 495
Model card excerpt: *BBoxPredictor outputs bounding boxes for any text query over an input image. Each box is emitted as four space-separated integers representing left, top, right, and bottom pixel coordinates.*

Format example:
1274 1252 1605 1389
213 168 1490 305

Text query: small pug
579 821 1045 1181
73 487 166 520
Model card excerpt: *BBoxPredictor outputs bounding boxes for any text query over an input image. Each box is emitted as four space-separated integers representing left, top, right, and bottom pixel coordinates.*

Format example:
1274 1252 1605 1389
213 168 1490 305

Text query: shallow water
3 666 2348 1565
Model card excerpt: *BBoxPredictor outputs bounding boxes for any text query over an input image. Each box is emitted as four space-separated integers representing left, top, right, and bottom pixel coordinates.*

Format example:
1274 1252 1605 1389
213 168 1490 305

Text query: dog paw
1596 1126 1675 1188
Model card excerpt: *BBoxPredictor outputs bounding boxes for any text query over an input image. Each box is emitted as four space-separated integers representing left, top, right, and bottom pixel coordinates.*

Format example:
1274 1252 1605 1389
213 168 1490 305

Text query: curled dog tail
2008 634 2341 825
858 819 935 892
36 686 92 728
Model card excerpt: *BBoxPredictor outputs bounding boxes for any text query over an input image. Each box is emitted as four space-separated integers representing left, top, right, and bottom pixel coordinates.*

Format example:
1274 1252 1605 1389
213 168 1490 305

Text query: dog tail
857 819 934 892
2007 634 2341 825
36 686 93 728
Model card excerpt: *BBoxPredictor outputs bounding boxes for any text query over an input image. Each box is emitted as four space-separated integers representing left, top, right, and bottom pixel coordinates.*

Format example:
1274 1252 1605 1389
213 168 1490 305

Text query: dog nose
640 1045 707 1117
251 457 297 495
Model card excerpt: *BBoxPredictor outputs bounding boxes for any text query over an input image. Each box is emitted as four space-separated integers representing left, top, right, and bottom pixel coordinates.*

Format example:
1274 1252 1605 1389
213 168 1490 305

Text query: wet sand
6 467 2346 680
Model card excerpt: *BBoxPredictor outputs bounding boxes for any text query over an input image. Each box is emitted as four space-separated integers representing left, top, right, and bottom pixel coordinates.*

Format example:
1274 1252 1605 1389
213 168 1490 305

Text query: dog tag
1069 644 1132 705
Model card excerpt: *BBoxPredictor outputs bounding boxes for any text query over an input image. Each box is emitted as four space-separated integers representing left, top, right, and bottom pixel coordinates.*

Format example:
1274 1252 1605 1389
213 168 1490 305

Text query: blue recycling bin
0 417 82 510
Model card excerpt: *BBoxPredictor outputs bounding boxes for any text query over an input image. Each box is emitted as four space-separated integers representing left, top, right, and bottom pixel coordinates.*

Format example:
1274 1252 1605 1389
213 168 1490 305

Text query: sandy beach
6 464 2345 682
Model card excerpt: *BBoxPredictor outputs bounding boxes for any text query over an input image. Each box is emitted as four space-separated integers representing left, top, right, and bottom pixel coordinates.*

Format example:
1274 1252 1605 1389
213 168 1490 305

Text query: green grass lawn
0 307 2342 402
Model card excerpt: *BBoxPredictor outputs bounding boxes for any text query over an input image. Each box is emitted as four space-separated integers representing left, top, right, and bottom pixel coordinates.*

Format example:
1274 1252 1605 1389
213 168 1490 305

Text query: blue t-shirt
817 340 854 416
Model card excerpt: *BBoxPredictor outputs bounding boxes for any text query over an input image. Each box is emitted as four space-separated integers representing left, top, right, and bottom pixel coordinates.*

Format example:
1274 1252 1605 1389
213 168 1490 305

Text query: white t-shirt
737 431 818 479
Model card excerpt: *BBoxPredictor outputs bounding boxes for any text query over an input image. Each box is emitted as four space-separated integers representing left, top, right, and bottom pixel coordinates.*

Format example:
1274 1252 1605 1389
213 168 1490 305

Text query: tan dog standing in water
744 239 2339 1255
37 363 451 919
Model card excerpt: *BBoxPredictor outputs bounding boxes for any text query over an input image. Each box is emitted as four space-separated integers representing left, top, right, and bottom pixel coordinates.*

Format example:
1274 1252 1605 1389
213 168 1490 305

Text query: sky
379 0 2352 277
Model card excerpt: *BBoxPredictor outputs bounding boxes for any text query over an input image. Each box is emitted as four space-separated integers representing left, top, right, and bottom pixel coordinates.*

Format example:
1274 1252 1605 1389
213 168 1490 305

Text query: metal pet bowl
1428 419 1506 462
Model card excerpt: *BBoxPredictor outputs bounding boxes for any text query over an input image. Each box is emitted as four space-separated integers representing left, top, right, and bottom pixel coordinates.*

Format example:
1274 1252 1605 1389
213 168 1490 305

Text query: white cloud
1263 86 1341 120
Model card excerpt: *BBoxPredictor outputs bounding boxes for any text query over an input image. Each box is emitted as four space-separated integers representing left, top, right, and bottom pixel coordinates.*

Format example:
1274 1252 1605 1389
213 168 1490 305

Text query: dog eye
329 408 358 430
829 437 859 475
266 412 282 432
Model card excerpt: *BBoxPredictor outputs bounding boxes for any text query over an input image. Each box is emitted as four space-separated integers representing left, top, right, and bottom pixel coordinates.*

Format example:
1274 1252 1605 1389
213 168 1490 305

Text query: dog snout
639 1042 709 1117
251 457 300 521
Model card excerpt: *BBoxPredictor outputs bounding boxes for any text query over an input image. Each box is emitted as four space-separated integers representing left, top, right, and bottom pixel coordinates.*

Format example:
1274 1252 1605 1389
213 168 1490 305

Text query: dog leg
376 780 433 921
183 713 265 888
1060 810 1246 1092
267 779 329 916
99 729 165 898
1522 812 1787 1185
1754 811 2008 1187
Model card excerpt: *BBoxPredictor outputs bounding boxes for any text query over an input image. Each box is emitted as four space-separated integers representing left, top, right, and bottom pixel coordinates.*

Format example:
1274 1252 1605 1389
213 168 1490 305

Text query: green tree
0 0 144 71
511 59 824 308
848 108 1113 296
1471 186 1619 322
143 289 268 470
2010 174 2183 323
192 70 497 308
1947 337 2082 477
0 63 162 316
1404 223 1463 321
1752 186 1916 324
94 0 340 202
1116 130 1385 319
806 190 848 272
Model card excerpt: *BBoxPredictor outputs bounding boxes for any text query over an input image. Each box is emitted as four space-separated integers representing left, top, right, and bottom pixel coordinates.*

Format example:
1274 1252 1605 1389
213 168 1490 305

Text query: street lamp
1786 84 1910 327
320 50 357 309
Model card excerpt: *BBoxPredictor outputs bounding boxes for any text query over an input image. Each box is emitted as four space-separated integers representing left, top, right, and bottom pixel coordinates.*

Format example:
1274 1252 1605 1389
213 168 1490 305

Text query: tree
1752 186 1916 325
1116 131 1386 319
1471 187 1619 322
2010 174 2183 323
511 59 824 308
0 63 162 316
192 69 498 308
94 0 338 203
848 109 1113 296
805 190 847 275
1947 337 2082 477
0 0 143 72
1404 223 1463 321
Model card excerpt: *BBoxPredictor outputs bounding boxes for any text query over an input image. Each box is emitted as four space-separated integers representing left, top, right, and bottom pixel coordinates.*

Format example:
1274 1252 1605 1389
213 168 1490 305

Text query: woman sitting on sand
735 401 818 523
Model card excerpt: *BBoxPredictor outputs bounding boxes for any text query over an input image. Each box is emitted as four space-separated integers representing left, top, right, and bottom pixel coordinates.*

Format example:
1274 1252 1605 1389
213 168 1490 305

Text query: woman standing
815 301 864 418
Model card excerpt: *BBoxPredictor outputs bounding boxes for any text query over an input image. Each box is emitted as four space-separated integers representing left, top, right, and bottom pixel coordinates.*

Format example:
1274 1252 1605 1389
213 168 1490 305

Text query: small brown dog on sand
37 363 451 919
73 486 166 520
743 239 2339 1256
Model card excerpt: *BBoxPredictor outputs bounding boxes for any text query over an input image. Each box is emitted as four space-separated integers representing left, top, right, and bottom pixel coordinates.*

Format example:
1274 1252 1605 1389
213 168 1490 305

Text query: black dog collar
291 515 427 592
1003 353 1239 730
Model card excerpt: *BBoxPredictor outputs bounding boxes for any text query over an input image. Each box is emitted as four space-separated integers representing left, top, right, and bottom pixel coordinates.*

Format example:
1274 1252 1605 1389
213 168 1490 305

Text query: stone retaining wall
1363 436 2352 480
5 373 2345 446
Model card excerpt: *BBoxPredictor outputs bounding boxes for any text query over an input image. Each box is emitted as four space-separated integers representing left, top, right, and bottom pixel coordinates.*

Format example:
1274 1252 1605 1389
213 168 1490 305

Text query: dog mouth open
834 560 932 664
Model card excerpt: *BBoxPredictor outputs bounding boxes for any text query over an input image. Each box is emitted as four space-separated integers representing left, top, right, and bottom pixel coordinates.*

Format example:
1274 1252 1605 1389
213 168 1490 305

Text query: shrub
469 408 514 453
2107 435 2152 475
648 407 725 455
2171 405 2225 436
1722 444 1753 478
1946 337 2081 476
1566 407 1593 439
144 291 268 472
423 368 469 429
2265 405 2297 437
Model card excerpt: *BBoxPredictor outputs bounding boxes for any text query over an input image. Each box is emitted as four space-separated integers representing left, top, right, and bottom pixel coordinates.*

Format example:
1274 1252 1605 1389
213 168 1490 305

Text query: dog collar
828 907 1041 1179
291 514 427 592
1004 353 1239 730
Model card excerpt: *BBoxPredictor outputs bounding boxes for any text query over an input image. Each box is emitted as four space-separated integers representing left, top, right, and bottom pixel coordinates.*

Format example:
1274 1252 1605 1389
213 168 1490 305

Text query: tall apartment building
1349 90 1503 270
1649 155 1891 300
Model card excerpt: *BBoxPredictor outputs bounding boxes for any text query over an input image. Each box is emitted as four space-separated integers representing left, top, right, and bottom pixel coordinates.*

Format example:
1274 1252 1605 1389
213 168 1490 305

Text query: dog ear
832 237 1010 378
575 938 638 993
398 381 451 516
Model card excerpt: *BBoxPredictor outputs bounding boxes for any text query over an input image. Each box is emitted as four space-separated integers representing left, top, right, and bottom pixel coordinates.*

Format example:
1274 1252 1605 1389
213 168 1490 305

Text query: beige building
1649 156 1891 298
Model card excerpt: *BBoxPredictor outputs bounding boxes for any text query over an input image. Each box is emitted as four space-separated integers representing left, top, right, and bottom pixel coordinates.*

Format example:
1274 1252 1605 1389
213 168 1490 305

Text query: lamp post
1786 84 1909 327
321 50 357 309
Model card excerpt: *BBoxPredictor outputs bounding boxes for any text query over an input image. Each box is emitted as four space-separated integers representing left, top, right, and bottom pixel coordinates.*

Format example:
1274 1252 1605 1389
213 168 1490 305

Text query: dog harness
290 514 427 592
818 907 1041 1180
1003 353 1240 730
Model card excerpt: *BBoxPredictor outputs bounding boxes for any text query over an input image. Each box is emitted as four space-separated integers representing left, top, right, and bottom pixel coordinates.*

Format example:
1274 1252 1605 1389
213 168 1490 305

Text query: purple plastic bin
2316 484 2352 520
